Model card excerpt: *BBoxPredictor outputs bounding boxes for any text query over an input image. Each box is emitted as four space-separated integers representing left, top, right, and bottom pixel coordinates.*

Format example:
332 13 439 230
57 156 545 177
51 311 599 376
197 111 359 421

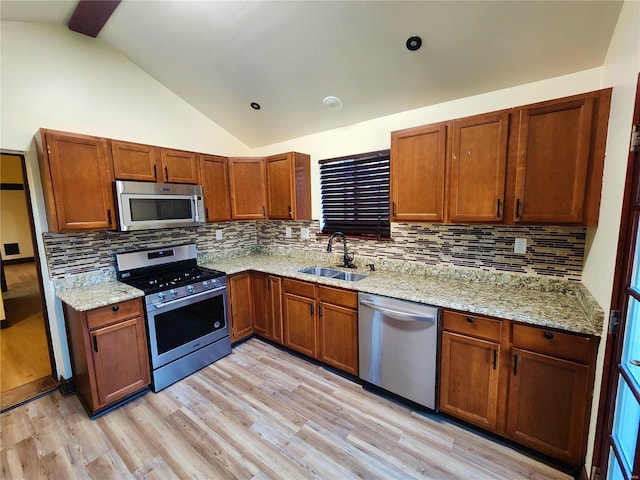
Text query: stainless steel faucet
326 232 355 268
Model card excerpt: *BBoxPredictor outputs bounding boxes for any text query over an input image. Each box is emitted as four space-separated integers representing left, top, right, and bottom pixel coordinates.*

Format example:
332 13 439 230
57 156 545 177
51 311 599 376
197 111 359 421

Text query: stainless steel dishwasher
358 292 439 410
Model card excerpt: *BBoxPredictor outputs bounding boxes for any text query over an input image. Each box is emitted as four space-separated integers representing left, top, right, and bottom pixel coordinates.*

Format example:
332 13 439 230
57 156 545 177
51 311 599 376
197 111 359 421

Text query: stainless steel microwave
115 180 205 231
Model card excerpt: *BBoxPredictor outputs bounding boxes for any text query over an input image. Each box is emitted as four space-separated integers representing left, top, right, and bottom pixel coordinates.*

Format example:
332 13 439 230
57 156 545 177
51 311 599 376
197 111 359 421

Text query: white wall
582 0 640 474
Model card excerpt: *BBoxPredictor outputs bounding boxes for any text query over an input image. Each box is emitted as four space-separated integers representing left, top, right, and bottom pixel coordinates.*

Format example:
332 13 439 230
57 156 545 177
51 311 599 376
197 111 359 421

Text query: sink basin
298 266 367 281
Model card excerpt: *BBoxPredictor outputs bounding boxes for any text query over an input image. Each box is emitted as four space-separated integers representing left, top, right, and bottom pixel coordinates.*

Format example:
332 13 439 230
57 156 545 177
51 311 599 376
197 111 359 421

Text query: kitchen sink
298 266 367 281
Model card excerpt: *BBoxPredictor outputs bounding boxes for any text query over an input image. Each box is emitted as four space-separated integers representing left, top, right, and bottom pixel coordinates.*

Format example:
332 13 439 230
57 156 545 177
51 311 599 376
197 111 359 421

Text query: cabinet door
283 293 316 358
252 273 270 338
390 123 446 221
228 157 267 220
90 316 150 408
318 302 358 375
439 331 500 431
506 348 590 464
269 276 284 344
41 130 116 232
513 97 595 223
201 155 231 221
449 112 508 222
266 153 294 220
111 140 160 182
160 149 200 184
228 273 254 343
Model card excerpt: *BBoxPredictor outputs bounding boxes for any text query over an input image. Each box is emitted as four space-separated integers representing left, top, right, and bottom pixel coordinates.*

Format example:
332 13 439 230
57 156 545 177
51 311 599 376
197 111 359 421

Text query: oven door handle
152 288 224 310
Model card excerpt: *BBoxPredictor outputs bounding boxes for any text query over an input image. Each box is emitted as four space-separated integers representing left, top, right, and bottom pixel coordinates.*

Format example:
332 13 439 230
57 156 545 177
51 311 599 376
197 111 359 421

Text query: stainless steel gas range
116 244 231 392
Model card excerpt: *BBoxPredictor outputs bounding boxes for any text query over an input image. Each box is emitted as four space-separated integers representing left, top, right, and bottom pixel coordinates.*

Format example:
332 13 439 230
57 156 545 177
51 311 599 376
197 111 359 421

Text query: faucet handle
366 263 375 272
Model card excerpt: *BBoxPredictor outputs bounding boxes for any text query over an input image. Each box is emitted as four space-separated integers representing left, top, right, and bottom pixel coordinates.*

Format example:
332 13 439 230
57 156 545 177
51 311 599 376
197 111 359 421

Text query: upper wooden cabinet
228 157 267 220
265 152 311 220
110 140 200 184
37 129 117 233
390 123 447 222
200 155 231 222
448 112 509 222
513 95 598 224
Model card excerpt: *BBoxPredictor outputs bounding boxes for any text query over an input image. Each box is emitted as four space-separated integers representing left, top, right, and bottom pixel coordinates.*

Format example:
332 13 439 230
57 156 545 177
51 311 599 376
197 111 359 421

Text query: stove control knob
157 292 165 301
169 289 177 297
202 281 210 288
212 279 219 286
186 285 195 293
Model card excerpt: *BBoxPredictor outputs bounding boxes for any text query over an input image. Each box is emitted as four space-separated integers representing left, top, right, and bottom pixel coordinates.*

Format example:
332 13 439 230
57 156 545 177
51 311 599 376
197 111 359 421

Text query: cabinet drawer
442 310 502 342
86 298 143 330
317 285 357 309
512 323 595 364
283 278 315 298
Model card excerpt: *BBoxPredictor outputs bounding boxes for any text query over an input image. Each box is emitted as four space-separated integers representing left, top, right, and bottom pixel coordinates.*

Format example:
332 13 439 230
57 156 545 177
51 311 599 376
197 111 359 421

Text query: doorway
0 152 57 411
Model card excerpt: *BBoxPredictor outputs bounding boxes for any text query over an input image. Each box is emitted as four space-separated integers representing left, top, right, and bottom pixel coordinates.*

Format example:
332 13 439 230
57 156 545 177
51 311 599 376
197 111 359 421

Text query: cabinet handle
288 205 292 219
267 279 271 291
513 354 519 375
93 335 99 353
205 208 210 221
493 350 497 370
164 166 169 182
515 198 521 219
392 201 397 217
496 199 501 218
107 209 112 226
310 304 314 317
112 305 119 312
467 316 474 323
153 164 157 180
262 205 266 217
543 331 554 340
319 305 323 318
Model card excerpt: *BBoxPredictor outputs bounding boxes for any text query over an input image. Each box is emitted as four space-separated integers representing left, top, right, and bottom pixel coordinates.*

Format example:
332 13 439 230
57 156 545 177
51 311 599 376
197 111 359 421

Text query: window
319 149 390 239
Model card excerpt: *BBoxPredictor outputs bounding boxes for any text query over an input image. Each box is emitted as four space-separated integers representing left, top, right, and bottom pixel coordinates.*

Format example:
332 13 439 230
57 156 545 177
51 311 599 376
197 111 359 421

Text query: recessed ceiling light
406 35 422 51
322 96 343 111
250 102 261 110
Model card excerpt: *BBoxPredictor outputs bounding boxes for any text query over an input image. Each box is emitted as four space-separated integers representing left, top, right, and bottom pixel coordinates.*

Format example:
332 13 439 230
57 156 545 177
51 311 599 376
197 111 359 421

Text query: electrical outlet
215 229 223 240
285 226 292 238
300 227 310 239
514 238 527 254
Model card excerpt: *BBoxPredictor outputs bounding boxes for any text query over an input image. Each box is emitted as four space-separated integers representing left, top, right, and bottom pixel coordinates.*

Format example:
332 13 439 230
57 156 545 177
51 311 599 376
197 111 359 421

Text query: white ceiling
1 1 624 148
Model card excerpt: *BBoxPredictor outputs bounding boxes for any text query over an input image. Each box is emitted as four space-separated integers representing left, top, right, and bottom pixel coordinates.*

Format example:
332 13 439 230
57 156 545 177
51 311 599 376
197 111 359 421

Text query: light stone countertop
56 252 603 336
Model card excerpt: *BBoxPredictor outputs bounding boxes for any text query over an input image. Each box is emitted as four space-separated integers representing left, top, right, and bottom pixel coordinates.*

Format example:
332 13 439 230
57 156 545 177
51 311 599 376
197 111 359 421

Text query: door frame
592 73 640 479
0 152 58 382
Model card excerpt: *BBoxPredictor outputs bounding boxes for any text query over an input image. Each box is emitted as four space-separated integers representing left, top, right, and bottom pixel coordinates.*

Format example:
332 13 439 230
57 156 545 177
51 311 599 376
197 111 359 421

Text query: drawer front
442 310 502 342
317 285 357 309
283 278 316 298
87 298 143 330
512 323 595 364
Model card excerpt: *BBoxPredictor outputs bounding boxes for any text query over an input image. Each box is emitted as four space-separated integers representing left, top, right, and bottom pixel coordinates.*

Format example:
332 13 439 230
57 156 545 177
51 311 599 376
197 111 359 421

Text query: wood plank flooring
0 339 572 480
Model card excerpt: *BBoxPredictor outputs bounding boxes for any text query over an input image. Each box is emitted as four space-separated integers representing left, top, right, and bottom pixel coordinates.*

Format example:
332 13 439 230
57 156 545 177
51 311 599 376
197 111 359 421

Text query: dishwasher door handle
359 299 436 322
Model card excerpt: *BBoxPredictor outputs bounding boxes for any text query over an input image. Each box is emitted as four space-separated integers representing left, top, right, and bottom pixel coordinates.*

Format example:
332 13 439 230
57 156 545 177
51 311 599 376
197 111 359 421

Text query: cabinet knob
112 305 120 312
543 331 554 340
467 316 474 323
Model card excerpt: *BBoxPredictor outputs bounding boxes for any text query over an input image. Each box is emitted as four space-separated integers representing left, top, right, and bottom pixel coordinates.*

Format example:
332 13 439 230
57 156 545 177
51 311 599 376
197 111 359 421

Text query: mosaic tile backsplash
43 220 586 281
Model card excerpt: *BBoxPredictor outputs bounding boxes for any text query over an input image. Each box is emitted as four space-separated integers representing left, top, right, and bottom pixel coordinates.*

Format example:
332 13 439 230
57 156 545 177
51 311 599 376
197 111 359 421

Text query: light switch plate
285 226 292 238
514 238 527 254
300 227 310 239
216 229 223 240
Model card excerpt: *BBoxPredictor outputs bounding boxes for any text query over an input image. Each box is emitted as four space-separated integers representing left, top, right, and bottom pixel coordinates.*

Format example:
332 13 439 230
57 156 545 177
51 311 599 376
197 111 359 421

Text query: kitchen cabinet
282 278 317 358
390 123 447 222
252 272 283 343
265 152 312 220
439 309 598 467
228 157 267 220
448 112 508 222
37 129 116 232
228 272 255 343
110 140 200 184
317 285 358 376
200 154 231 221
439 311 502 430
63 298 150 416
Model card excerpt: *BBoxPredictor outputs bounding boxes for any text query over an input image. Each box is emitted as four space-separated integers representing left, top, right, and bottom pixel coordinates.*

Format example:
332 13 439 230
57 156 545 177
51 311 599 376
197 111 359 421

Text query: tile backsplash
43 220 586 281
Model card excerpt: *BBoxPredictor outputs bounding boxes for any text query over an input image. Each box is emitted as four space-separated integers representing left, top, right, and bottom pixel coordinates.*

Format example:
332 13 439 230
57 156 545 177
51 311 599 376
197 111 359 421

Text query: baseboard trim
2 257 35 265
0 319 8 329
58 376 75 396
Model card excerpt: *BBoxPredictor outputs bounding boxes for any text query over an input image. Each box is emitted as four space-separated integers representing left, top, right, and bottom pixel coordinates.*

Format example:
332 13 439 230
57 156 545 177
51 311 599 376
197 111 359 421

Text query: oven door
145 287 229 369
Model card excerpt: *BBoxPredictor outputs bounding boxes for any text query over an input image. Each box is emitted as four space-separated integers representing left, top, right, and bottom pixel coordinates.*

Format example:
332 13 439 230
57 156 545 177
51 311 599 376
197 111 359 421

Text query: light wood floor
0 338 572 480
0 262 52 394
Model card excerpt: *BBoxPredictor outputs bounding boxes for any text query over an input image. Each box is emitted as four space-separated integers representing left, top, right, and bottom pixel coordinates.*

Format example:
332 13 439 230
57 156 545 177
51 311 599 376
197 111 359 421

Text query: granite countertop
55 252 603 336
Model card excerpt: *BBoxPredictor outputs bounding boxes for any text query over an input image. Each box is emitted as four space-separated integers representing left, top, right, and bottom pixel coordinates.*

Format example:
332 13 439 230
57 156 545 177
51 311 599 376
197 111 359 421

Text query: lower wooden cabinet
252 272 283 343
228 272 255 343
282 278 318 357
63 298 150 416
439 309 598 467
317 285 358 376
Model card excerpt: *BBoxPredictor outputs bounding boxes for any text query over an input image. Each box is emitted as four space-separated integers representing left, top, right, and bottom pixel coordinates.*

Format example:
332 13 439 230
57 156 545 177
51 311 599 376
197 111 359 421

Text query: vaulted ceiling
0 1 623 147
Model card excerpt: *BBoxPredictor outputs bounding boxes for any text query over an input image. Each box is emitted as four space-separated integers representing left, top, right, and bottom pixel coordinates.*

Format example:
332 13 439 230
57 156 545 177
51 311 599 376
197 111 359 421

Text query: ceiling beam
68 0 121 38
